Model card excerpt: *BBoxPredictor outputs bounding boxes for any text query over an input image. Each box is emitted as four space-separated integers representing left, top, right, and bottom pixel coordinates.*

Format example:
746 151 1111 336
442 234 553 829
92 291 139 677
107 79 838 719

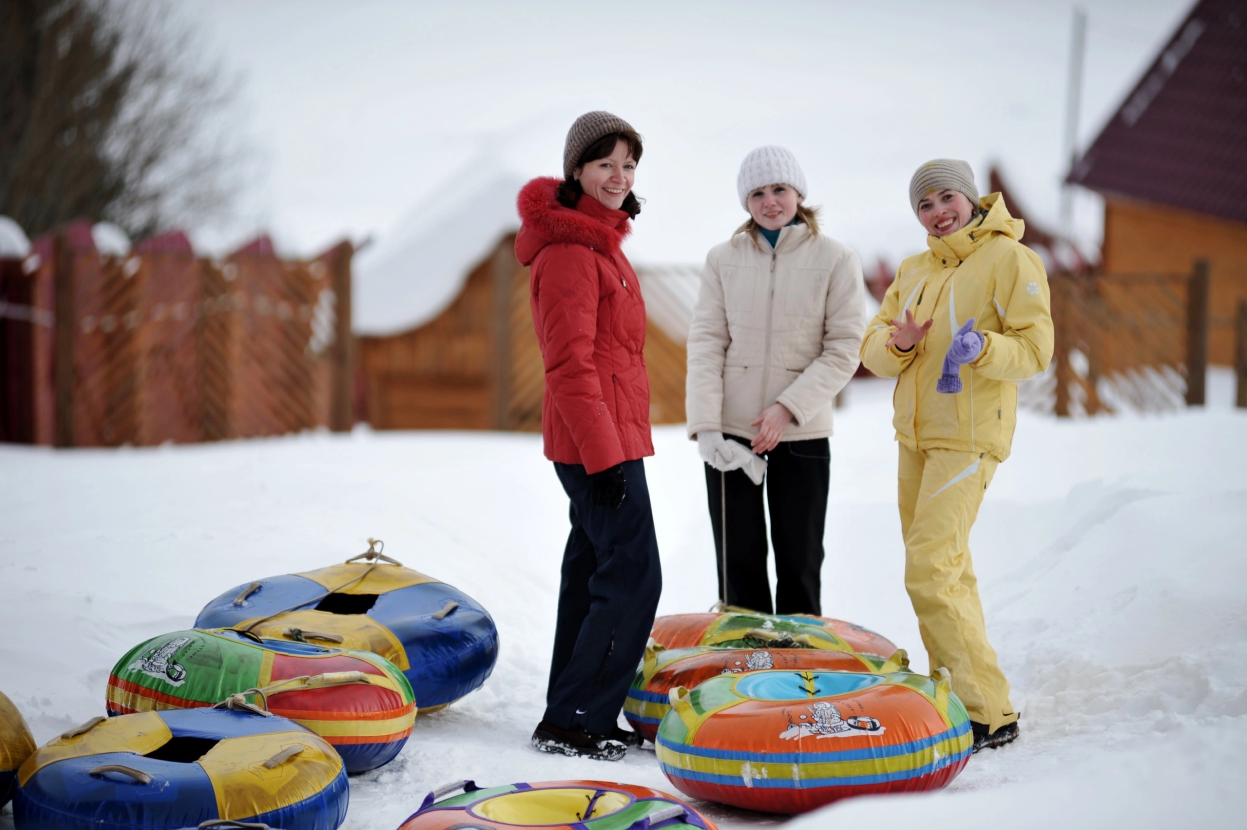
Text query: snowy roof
353 166 528 336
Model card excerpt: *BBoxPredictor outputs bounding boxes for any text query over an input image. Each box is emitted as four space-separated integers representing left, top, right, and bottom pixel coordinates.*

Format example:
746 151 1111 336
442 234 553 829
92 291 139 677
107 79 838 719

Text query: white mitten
696 431 748 472
721 438 768 485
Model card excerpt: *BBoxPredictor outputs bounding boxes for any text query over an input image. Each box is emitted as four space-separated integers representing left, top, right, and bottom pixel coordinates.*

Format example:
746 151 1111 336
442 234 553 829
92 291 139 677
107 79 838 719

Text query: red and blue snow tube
14 706 348 830
194 542 498 712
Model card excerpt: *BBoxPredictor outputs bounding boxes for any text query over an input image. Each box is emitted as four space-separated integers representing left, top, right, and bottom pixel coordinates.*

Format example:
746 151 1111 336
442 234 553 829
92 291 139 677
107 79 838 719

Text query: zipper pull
622 278 628 287
770 253 776 273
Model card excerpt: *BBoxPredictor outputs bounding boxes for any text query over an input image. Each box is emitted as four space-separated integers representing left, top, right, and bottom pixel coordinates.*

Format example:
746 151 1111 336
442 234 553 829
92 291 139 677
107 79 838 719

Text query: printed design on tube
780 701 885 740
129 636 191 685
721 651 774 674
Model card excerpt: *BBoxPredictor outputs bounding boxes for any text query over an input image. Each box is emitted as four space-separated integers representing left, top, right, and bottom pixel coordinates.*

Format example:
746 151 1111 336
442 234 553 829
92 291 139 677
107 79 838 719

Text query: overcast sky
184 0 1194 266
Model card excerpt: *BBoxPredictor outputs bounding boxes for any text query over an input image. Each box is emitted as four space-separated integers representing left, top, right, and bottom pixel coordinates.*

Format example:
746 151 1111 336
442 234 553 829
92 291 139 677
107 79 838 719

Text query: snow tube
106 628 416 774
194 542 498 712
651 608 897 658
14 706 348 829
656 668 971 815
625 641 909 742
1 689 36 808
398 779 717 830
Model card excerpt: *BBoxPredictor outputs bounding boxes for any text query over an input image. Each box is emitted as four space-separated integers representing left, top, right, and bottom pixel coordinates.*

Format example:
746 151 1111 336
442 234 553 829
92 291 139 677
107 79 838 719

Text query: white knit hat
737 146 807 211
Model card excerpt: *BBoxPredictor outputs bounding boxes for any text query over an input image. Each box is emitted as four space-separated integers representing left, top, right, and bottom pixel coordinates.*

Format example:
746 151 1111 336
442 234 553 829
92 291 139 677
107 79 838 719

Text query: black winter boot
971 720 1019 753
609 724 645 747
531 720 627 760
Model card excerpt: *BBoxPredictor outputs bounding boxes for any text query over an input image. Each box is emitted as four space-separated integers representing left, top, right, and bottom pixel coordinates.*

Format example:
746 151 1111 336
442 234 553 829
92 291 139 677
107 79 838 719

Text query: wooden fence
0 225 353 446
1033 261 1210 416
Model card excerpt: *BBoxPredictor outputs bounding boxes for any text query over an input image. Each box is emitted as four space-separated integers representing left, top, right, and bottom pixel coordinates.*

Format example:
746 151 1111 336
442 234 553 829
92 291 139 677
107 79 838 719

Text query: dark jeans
545 458 662 735
705 436 830 615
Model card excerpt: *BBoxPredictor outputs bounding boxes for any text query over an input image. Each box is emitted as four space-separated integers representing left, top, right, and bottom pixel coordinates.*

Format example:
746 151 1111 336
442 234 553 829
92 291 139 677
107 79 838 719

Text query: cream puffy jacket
686 223 866 442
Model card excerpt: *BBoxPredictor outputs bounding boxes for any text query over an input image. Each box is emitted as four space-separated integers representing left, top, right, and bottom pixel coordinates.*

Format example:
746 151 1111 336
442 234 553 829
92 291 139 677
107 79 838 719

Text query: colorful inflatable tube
194 543 498 711
106 628 415 773
625 641 909 742
1 690 36 808
651 609 897 658
14 707 348 830
398 779 718 830
656 668 971 815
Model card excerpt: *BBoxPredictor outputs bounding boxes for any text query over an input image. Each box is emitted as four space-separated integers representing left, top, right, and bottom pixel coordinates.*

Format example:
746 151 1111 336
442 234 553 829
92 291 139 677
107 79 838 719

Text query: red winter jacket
515 177 654 474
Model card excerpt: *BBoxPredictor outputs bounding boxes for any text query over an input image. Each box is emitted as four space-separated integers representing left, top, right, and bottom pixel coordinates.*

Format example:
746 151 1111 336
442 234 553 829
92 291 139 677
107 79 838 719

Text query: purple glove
937 319 984 394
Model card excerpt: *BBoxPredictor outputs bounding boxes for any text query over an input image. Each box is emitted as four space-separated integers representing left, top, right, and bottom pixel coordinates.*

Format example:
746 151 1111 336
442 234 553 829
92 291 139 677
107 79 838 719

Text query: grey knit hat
564 111 635 179
909 159 980 215
737 146 807 211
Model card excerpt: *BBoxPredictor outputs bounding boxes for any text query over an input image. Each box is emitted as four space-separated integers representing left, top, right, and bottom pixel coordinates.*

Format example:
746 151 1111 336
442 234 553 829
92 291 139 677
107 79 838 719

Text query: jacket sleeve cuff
775 395 807 427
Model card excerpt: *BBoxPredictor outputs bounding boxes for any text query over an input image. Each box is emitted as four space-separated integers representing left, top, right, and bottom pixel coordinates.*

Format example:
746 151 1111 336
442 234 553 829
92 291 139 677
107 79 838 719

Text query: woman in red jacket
515 111 661 760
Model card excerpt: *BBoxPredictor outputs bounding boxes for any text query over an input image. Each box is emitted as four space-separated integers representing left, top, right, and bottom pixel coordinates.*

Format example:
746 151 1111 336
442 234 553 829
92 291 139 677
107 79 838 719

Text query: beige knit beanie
909 159 980 215
737 146 807 211
564 111 635 179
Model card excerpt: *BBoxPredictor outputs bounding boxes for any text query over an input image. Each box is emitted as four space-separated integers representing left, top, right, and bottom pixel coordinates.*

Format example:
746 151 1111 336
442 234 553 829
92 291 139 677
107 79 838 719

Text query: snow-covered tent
354 167 694 431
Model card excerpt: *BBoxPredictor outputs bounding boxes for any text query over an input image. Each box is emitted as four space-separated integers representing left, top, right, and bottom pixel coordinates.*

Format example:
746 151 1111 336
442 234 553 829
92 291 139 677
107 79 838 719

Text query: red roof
1068 0 1247 225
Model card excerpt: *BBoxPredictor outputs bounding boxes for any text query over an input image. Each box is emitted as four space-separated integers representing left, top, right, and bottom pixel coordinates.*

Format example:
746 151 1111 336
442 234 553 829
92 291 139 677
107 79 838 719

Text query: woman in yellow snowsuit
860 160 1053 752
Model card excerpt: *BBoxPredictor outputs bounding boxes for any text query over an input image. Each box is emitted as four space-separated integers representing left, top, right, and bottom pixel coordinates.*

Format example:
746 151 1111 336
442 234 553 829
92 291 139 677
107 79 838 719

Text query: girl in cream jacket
686 146 865 615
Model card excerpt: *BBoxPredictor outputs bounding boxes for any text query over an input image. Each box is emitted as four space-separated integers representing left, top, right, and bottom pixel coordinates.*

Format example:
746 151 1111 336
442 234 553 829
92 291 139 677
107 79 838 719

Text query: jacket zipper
759 250 777 415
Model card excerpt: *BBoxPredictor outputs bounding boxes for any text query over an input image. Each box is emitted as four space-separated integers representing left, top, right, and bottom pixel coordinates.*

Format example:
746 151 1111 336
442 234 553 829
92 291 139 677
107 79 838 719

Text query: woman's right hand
886 309 933 351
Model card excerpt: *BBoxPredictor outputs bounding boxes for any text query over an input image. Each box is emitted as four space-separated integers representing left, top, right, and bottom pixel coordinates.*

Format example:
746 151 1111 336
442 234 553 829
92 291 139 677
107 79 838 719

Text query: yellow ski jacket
860 193 1053 462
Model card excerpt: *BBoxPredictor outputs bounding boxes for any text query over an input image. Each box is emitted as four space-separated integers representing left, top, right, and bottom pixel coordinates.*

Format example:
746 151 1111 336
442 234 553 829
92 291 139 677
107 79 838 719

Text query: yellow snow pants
898 444 1017 732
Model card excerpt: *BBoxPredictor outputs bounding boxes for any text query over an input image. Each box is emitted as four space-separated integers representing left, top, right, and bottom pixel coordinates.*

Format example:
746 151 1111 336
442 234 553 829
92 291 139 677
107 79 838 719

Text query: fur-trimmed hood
514 176 631 266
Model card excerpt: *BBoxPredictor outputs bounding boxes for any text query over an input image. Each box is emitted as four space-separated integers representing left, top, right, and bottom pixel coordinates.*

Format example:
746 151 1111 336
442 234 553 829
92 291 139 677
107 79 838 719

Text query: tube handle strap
199 822 271 829
60 716 106 740
880 649 910 674
416 779 479 813
668 686 698 731
89 764 152 785
232 582 262 606
283 627 344 644
263 744 305 769
431 601 459 620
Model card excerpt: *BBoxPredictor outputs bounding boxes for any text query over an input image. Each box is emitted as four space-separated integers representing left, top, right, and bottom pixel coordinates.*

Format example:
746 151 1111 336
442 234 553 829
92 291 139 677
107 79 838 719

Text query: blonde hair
734 204 822 247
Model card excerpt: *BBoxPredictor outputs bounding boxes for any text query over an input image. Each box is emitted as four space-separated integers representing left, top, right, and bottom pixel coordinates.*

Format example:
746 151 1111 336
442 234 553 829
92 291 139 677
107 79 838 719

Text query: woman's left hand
750 403 794 453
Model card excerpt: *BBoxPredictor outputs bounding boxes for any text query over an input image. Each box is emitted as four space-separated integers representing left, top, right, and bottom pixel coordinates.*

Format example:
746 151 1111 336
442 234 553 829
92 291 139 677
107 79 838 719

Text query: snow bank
353 161 527 336
1 371 1244 829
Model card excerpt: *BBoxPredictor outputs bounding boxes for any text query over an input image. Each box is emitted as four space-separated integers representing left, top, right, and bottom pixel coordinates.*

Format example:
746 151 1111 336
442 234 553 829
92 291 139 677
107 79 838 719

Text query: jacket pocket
722 266 759 313
783 268 829 317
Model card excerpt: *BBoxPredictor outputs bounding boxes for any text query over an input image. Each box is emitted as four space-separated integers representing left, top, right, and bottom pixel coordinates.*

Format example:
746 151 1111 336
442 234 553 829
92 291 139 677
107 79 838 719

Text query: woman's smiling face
575 139 636 211
917 189 976 237
747 183 802 231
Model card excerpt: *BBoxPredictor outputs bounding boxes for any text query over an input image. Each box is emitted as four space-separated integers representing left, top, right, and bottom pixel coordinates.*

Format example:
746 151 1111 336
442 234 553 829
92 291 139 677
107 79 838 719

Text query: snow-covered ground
2 371 1244 829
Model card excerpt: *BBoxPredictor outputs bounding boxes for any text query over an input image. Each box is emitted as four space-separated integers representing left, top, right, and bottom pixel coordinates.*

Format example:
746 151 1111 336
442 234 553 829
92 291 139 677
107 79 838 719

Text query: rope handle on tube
89 764 152 785
216 671 372 712
344 537 403 566
60 716 106 740
283 627 344 644
199 821 271 829
415 780 479 813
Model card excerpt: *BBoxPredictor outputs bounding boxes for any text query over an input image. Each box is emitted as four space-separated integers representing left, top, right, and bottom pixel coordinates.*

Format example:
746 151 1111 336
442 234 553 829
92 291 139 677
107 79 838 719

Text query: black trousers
705 436 830 615
545 458 662 735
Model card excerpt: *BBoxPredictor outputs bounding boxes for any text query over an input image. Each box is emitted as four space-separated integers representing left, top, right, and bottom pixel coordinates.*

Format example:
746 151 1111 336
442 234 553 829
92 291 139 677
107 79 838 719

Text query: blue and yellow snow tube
14 707 348 830
1 690 36 808
194 542 498 712
657 668 972 815
397 779 718 830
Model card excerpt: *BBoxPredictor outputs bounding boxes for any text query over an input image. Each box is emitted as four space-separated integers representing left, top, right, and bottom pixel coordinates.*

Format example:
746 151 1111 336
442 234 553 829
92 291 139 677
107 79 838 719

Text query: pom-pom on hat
564 111 636 179
737 146 807 211
909 159 980 215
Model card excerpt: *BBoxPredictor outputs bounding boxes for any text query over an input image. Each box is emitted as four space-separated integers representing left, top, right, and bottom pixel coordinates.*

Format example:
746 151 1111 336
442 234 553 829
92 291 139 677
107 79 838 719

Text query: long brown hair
556 129 645 219
734 204 821 247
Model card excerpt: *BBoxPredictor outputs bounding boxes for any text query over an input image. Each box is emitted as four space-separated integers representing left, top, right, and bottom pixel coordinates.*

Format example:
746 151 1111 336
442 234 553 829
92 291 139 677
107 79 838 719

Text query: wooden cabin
356 233 697 431
1068 0 1247 365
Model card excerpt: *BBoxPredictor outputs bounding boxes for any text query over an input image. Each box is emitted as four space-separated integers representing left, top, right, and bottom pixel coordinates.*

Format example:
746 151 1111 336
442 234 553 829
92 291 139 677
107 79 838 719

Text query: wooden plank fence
0 225 353 447
1038 261 1210 416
